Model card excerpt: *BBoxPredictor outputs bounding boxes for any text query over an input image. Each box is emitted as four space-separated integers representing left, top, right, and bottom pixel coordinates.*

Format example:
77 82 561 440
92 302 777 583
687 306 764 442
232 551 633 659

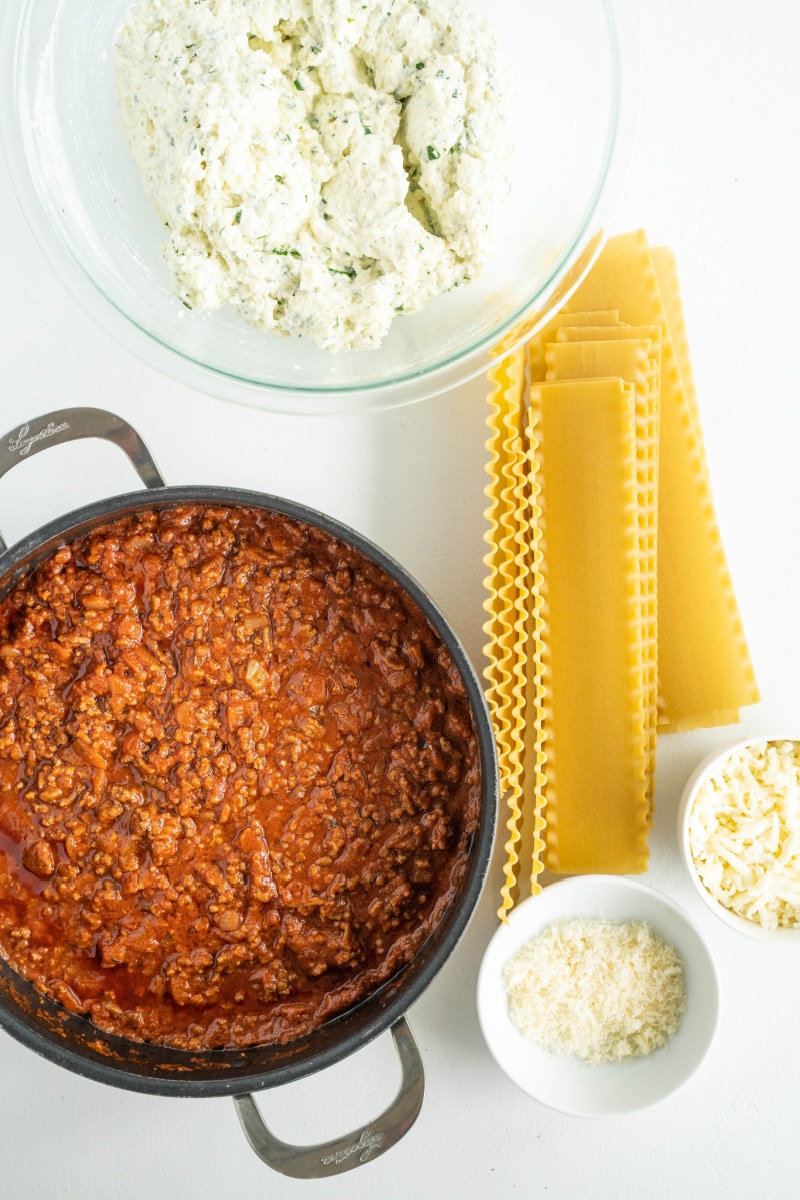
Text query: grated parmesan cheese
503 917 686 1066
688 739 800 929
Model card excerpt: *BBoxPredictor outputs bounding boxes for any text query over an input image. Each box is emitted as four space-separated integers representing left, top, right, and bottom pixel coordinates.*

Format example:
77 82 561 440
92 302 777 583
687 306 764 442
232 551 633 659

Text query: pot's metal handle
233 1017 425 1178
0 407 164 553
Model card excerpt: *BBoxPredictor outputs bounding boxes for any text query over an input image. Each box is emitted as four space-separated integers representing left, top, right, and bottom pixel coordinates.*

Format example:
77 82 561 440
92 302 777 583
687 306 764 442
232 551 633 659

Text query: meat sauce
0 505 481 1050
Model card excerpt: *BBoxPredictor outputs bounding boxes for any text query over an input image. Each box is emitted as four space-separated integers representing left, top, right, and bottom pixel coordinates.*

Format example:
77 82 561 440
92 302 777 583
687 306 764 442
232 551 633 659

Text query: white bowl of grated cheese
0 0 640 413
477 876 719 1118
678 736 800 945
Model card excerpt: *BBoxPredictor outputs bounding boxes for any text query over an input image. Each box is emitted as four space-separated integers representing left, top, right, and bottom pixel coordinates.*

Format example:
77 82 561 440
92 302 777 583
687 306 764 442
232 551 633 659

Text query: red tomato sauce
0 505 481 1050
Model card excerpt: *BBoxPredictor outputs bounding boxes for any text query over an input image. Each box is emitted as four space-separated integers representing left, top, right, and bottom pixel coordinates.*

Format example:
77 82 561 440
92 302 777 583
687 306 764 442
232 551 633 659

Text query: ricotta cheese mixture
503 917 687 1066
115 0 514 352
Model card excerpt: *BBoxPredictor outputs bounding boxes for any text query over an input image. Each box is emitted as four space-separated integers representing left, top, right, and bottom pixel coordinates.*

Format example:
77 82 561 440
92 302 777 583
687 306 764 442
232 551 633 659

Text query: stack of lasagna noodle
483 230 759 919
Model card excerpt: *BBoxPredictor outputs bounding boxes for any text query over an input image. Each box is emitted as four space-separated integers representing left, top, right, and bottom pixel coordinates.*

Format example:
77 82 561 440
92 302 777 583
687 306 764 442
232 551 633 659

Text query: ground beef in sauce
0 504 481 1050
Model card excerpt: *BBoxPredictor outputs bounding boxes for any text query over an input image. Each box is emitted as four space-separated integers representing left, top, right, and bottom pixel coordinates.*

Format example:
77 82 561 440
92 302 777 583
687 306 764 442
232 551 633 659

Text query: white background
2 1 800 1197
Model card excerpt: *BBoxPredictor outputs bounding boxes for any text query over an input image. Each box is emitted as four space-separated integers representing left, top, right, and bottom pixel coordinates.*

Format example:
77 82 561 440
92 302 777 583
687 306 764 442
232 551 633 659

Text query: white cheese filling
115 0 513 352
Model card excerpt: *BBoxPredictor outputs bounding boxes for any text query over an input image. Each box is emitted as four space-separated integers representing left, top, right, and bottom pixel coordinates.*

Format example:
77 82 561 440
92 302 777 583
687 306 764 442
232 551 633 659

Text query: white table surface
2 2 800 1197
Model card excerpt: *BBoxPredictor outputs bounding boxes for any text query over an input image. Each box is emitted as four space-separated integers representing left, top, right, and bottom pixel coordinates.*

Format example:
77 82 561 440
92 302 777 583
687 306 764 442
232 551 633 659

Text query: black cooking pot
0 408 498 1178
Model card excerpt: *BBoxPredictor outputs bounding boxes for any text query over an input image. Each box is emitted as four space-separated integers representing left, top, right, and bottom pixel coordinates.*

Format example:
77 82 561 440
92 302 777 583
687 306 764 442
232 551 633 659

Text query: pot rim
0 484 498 1097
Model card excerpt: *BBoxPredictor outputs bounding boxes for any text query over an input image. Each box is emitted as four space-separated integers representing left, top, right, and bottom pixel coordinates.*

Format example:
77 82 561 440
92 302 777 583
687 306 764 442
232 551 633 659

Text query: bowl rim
476 875 720 1118
0 0 642 414
677 733 800 946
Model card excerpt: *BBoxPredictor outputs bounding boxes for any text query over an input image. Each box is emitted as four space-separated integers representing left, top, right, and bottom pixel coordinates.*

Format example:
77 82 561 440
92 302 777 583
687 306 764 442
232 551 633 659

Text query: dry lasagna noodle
528 378 651 874
482 348 535 916
544 335 660 805
561 231 759 731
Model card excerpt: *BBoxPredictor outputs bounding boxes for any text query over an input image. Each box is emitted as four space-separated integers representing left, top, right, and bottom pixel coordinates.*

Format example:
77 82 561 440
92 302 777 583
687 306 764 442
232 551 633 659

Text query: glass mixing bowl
0 0 639 414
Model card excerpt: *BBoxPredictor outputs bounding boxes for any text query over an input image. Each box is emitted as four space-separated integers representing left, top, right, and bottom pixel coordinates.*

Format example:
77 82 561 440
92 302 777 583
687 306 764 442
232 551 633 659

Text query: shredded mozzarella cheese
503 917 686 1066
688 739 800 929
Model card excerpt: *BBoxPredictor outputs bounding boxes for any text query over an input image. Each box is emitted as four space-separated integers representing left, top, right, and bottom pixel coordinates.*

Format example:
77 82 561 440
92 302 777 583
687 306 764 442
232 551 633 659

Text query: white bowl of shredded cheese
679 736 800 944
477 877 719 1117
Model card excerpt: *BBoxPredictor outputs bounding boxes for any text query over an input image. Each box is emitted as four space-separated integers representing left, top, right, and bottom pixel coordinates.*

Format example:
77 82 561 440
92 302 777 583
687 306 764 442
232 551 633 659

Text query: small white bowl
678 735 800 946
476 876 719 1118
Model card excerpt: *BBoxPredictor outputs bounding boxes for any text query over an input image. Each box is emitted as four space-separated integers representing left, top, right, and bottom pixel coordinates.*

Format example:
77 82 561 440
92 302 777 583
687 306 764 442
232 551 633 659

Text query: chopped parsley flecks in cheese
688 739 800 930
115 0 514 352
503 917 686 1066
